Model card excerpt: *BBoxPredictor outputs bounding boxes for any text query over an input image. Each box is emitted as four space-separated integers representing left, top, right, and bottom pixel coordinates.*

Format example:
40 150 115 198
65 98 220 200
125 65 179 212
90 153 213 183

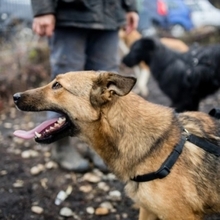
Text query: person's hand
32 14 56 37
125 12 139 34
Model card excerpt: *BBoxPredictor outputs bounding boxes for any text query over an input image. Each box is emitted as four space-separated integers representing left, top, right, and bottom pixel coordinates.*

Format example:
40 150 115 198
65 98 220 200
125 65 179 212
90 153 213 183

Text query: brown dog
13 71 220 220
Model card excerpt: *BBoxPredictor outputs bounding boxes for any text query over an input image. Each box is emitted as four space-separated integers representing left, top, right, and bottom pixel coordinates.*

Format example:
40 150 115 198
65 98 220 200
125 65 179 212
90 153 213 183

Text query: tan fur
14 71 220 220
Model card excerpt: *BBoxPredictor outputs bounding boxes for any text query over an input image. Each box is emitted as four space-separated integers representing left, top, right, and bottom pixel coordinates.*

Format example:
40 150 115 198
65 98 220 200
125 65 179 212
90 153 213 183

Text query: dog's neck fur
80 92 182 182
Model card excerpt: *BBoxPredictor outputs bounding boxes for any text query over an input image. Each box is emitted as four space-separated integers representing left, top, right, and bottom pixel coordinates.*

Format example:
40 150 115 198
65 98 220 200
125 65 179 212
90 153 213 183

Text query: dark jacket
31 0 138 30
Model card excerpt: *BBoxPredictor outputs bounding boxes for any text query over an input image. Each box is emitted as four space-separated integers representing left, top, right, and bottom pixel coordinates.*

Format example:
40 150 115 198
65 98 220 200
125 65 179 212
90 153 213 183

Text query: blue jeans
49 27 119 79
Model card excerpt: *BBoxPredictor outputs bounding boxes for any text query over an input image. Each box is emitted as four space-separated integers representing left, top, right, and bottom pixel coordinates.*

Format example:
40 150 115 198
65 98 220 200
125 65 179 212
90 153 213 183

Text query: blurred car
137 0 168 36
137 0 194 37
165 0 194 37
184 0 220 29
0 0 33 40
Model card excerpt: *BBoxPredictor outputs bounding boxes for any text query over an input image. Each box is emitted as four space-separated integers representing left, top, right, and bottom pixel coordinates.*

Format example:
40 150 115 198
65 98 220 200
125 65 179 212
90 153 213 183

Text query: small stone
79 185 92 193
27 121 35 128
37 164 45 171
45 161 57 169
31 206 44 214
13 179 24 188
106 173 116 180
40 178 48 189
21 150 39 159
13 137 24 145
100 201 113 210
59 207 73 217
97 182 110 192
30 164 44 175
1 114 6 120
0 170 7 176
30 166 40 175
65 174 72 179
95 207 109 216
24 142 30 148
55 191 67 205
21 150 31 158
66 185 73 196
83 172 101 183
122 213 128 218
86 207 95 214
93 168 104 177
30 150 39 158
109 190 121 201
4 122 12 129
44 151 51 158
13 124 20 130
14 149 21 155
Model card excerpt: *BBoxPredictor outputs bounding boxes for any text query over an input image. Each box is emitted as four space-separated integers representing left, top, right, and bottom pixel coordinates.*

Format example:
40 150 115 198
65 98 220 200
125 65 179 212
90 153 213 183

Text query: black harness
131 108 220 183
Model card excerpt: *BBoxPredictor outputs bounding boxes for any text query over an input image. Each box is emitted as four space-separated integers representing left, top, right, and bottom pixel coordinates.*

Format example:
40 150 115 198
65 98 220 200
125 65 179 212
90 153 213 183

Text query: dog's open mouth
13 115 79 144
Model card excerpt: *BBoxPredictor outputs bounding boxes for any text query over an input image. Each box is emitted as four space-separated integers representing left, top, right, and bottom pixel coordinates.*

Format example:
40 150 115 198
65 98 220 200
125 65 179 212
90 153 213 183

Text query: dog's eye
52 82 62 90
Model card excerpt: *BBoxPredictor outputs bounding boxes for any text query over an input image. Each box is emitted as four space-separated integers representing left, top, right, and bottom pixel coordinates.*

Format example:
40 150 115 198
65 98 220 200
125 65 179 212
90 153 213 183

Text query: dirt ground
1 66 220 220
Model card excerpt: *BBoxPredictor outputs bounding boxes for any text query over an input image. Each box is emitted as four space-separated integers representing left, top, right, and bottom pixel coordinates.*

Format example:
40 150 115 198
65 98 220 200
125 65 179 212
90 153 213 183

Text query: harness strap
131 133 220 183
131 108 220 183
188 134 220 157
131 137 187 182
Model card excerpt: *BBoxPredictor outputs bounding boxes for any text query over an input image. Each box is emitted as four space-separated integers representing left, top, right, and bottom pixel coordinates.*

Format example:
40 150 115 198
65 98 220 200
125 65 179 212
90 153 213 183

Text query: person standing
31 0 139 172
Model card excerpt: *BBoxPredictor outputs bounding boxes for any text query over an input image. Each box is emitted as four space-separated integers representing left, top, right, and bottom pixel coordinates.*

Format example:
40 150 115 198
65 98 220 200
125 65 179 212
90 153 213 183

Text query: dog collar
131 127 220 183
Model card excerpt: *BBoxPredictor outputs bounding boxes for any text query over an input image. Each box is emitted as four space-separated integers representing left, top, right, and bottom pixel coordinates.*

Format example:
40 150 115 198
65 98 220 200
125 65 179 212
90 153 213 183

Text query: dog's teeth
35 132 41 138
54 123 60 128
58 117 66 124
50 126 55 130
45 129 49 133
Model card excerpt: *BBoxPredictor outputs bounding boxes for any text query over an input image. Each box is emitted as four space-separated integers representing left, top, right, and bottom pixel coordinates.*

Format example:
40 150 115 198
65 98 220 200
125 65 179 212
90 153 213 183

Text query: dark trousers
49 26 119 80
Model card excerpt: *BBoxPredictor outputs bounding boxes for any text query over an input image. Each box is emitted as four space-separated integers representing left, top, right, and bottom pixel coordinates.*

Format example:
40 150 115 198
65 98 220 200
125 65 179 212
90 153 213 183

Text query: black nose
13 93 21 104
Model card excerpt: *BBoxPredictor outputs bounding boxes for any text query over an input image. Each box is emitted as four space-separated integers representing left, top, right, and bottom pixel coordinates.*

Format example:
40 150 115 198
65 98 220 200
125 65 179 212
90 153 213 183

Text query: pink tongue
13 118 59 140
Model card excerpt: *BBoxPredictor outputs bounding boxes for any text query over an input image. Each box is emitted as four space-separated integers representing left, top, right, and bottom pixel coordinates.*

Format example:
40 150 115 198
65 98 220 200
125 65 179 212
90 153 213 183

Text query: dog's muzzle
13 92 80 144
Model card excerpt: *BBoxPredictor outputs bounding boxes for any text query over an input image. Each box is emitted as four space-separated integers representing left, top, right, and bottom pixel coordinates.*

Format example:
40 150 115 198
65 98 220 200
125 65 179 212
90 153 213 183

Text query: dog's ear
90 72 136 107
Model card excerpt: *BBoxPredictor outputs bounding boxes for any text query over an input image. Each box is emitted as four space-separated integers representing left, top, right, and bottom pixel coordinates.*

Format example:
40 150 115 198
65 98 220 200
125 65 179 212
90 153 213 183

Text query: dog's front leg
139 207 158 220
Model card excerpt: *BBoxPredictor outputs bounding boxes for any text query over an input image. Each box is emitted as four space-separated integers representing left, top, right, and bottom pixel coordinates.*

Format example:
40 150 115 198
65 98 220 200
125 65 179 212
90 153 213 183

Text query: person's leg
49 27 90 172
85 29 119 71
85 29 119 171
49 26 87 78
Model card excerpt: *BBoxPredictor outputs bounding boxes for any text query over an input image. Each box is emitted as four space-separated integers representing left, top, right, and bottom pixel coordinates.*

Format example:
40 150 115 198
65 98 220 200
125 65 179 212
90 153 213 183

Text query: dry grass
0 37 50 112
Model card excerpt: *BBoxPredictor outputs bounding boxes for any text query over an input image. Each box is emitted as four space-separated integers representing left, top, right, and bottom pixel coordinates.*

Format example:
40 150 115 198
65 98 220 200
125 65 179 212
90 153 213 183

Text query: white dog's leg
133 66 150 97
139 67 150 97
119 39 129 55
